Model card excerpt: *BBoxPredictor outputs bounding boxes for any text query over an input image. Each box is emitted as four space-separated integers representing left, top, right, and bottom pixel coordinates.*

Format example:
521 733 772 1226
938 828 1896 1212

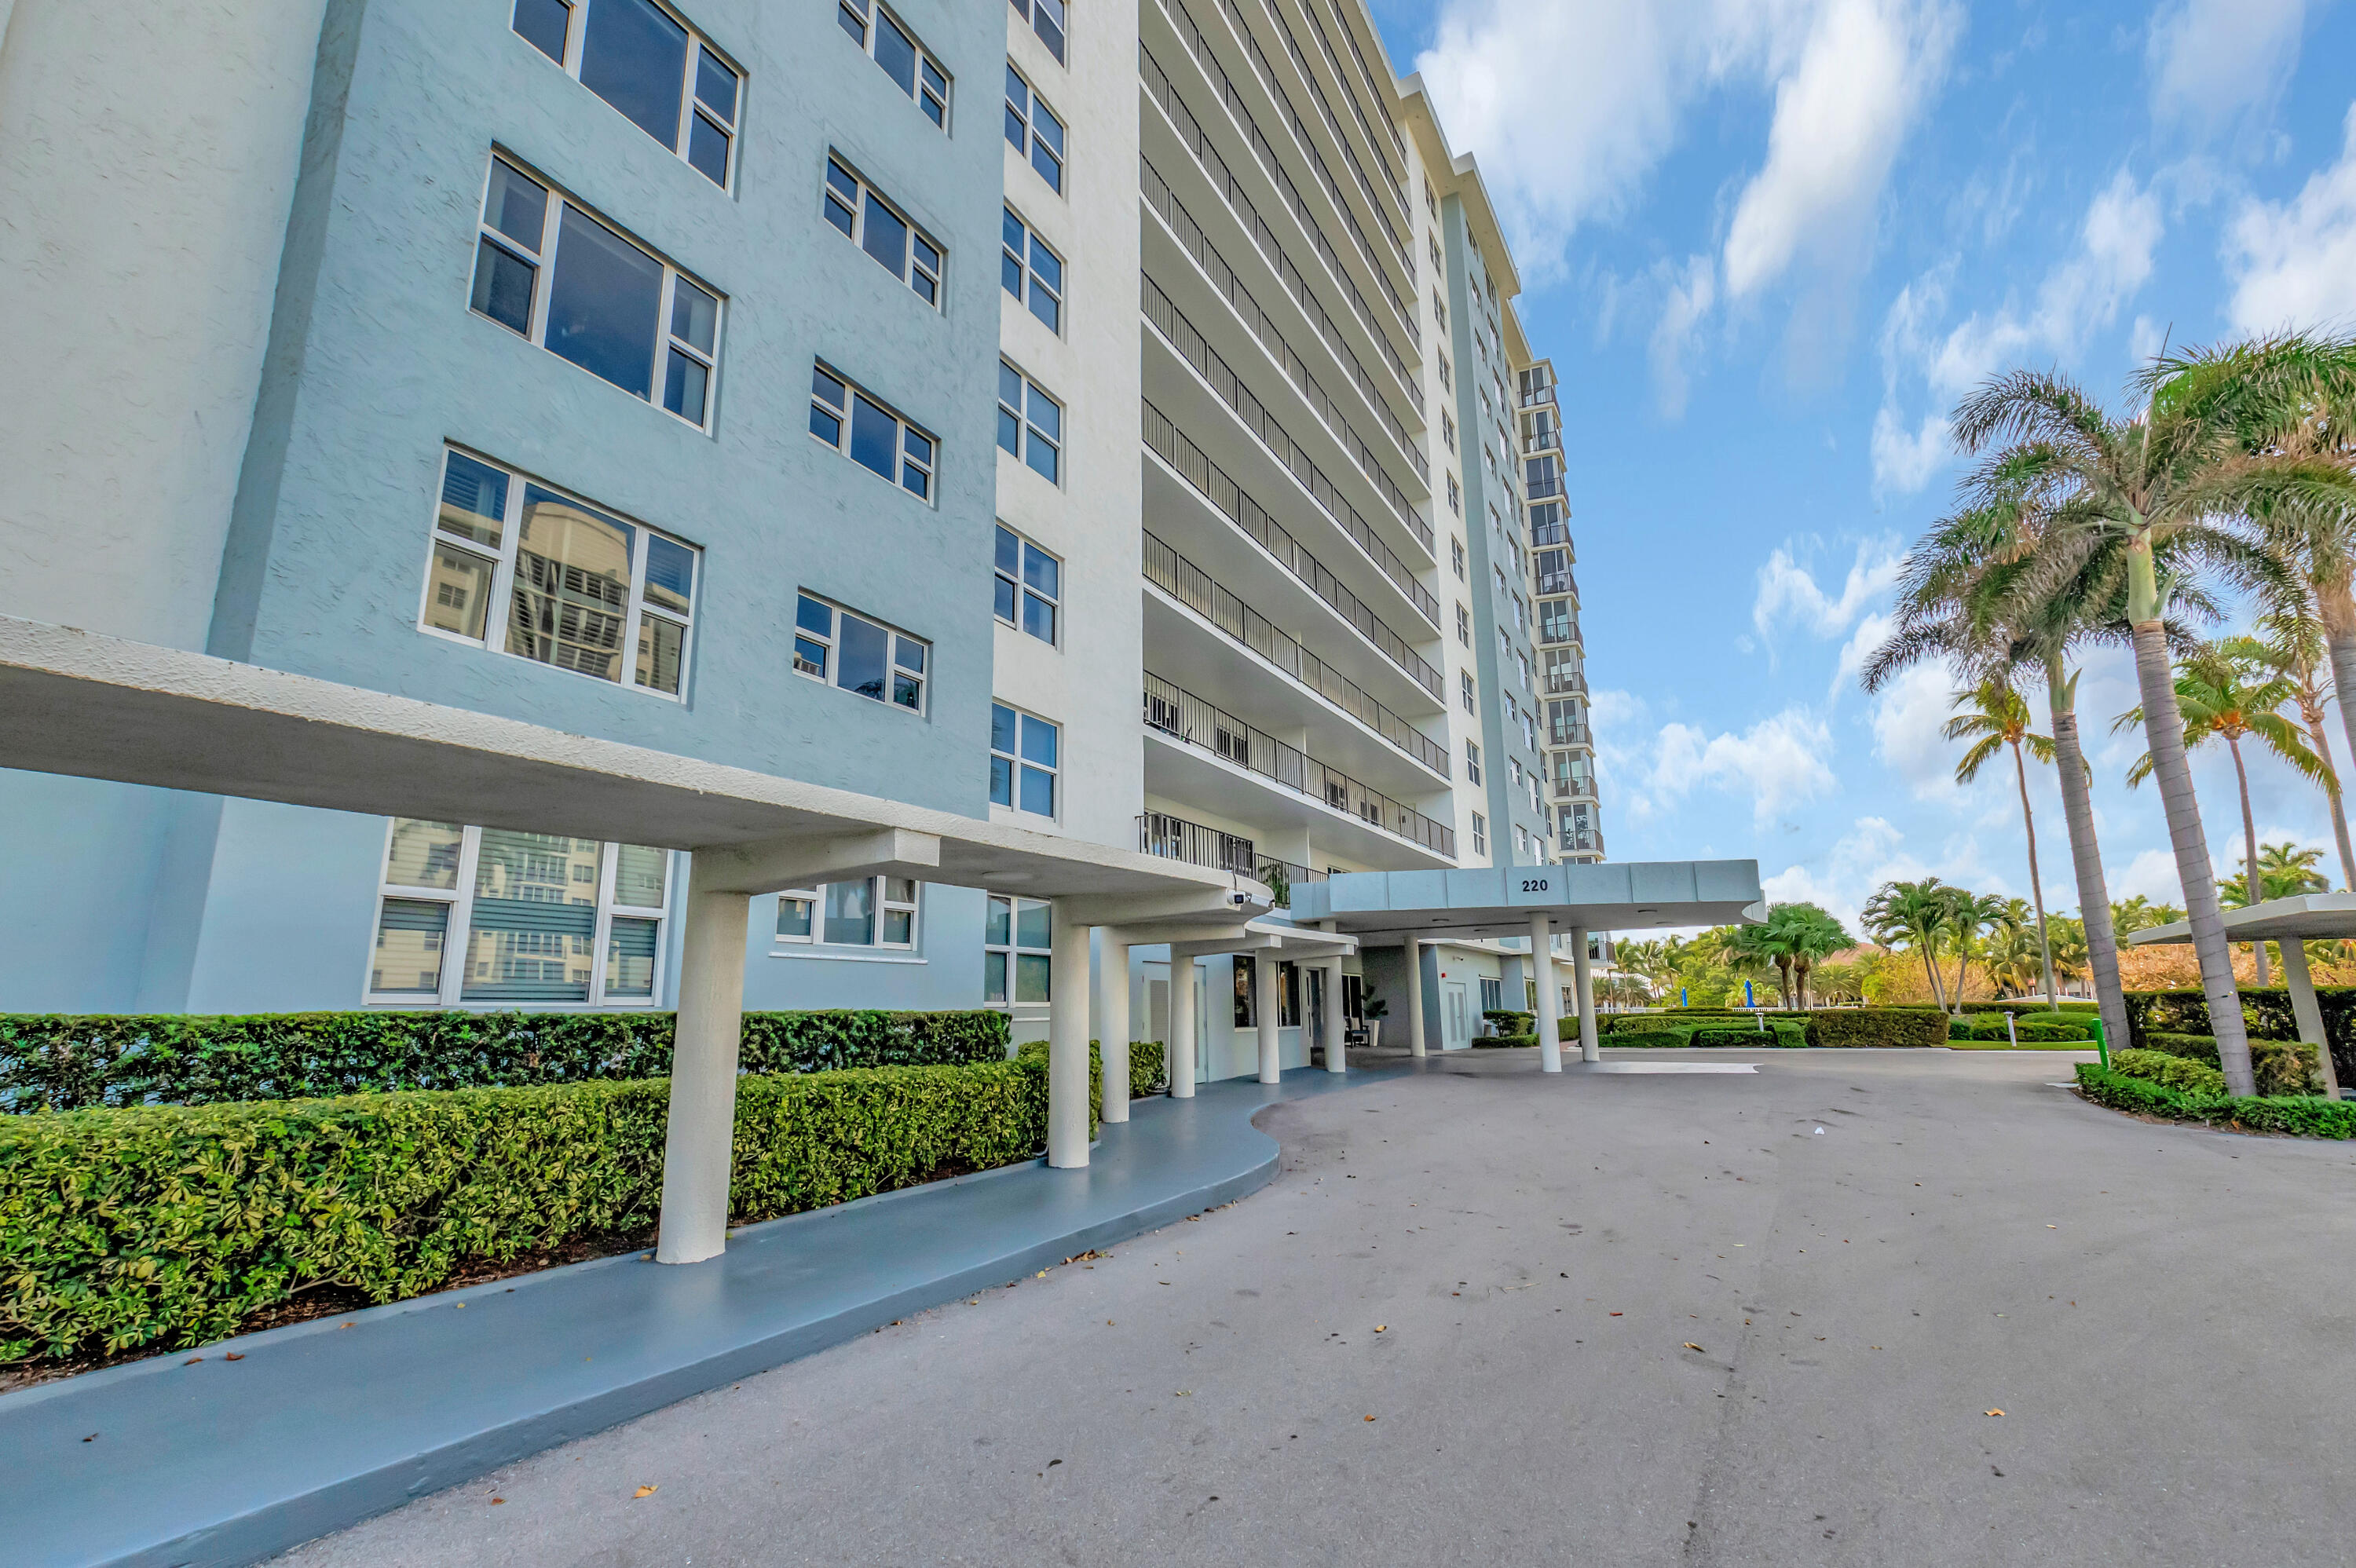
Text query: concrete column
1099 930 1130 1123
1404 940 1426 1057
655 864 752 1265
2278 938 2342 1098
1169 958 1197 1098
1048 900 1092 1168
1257 955 1282 1083
1571 926 1600 1063
1531 913 1563 1073
1322 959 1348 1073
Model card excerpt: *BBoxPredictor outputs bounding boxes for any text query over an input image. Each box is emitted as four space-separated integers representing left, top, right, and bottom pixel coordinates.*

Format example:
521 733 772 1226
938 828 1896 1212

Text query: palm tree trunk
2010 739 2059 1009
2048 665 2129 1053
2226 736 2269 986
1949 931 1971 1011
2299 697 2356 890
1919 941 1947 1011
2317 576 2356 821
2134 618 2255 1095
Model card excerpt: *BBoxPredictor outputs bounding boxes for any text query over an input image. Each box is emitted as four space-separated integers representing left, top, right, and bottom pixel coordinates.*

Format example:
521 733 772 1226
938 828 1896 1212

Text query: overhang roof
1288 861 1765 943
2127 893 2356 945
0 615 1264 919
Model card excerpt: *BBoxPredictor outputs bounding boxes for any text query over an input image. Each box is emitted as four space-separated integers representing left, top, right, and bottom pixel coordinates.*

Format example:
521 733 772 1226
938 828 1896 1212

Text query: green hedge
2124 987 2356 1086
2110 1047 2228 1096
1482 1010 1535 1039
0 1009 1012 1114
1803 1009 1949 1049
2 1054 1071 1366
1597 1019 1805 1048
2075 1063 2356 1138
2138 1033 2321 1098
1956 1014 2092 1042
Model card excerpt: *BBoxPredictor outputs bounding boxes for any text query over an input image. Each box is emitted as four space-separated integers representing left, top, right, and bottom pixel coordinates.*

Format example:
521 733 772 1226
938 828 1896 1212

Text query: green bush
1948 1016 1976 1040
1603 1031 1688 1049
1 1054 1066 1366
1474 1033 1537 1048
1129 1041 1168 1095
0 1009 1012 1113
1962 1014 2091 1042
2123 986 2356 1086
2110 1047 2229 1096
2139 1033 2320 1096
1693 1025 1805 1049
2075 1063 2356 1138
1482 1010 1535 1039
1803 1009 1949 1049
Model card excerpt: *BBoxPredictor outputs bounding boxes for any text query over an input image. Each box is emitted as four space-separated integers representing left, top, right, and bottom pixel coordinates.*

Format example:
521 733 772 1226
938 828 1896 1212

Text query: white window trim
825 155 945 308
997 359 1063 484
990 700 1060 820
774 876 924 955
364 821 675 1008
418 446 699 702
472 153 723 432
1004 64 1066 194
517 0 743 188
993 522 1061 646
984 891 1055 1011
809 360 938 501
1001 206 1064 335
836 0 952 129
792 590 931 715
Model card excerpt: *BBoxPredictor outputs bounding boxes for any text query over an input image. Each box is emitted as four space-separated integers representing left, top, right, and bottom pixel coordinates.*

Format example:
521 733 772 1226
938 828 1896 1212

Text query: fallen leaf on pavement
1985 1410 2003 1418
1364 1415 1377 1422
1684 1343 1704 1352
224 1354 244 1361
634 1486 658 1498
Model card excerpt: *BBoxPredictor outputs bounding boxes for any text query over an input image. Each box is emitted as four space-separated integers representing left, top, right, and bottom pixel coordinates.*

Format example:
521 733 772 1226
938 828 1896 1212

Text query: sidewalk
3 1065 1403 1568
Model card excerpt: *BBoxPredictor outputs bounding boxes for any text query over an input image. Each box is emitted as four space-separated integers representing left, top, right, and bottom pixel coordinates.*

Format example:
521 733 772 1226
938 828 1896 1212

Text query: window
994 524 1060 643
836 0 949 128
1539 598 1573 645
1518 649 1533 692
792 591 927 711
1513 824 1530 859
1465 740 1481 785
1437 350 1451 392
1429 234 1443 276
824 159 942 306
424 448 697 696
514 0 741 187
471 157 721 426
1456 602 1471 646
1008 0 1066 63
1432 290 1447 331
370 820 671 1005
1001 208 1064 332
1441 412 1457 454
990 703 1059 815
1471 812 1487 857
1233 953 1257 1026
810 364 935 499
1424 177 1438 219
1459 670 1475 714
997 361 1062 482
985 894 1054 1004
1004 65 1066 194
1544 647 1582 694
1446 473 1461 516
777 876 921 949
1451 537 1466 579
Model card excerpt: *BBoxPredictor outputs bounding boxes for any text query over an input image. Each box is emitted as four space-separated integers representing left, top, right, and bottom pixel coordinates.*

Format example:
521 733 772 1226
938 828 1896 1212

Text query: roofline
1394 72 1524 303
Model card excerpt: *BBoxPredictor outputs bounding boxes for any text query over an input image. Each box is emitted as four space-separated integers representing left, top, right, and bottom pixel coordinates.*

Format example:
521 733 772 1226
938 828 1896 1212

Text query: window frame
1001 207 1064 334
419 445 699 700
1007 0 1066 64
825 155 944 308
993 523 1062 645
1004 64 1066 194
990 700 1060 818
511 0 742 189
1465 739 1481 785
365 820 675 1008
809 361 938 501
792 590 930 713
1471 811 1487 857
470 154 724 430
835 0 951 129
984 893 1055 1008
1459 670 1475 715
775 875 923 952
996 360 1063 484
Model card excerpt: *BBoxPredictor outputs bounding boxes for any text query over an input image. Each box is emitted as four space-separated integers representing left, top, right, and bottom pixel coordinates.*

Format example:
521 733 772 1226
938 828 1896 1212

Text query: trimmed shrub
0 1010 1012 1114
1482 1010 1535 1039
1963 1015 2091 1043
1803 1009 1949 1049
2 1054 1067 1366
1602 1031 1688 1049
1948 1017 1975 1040
2110 1047 2228 1097
1474 1033 1537 1048
2075 1063 2356 1138
2139 1033 2320 1096
1693 1025 1805 1049
1129 1041 1167 1096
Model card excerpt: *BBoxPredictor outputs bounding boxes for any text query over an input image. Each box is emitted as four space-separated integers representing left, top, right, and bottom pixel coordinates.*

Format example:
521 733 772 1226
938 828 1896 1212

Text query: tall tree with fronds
1943 890 2010 1009
1952 366 2327 1095
1863 879 1955 1011
1944 675 2061 1007
2249 606 2355 888
2118 638 2333 985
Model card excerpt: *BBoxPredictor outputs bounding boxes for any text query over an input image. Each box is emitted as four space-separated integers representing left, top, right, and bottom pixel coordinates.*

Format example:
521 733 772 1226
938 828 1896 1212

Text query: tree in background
1943 890 2012 1010
1944 675 2062 1007
1864 879 1957 1011
1772 904 1857 1008
2248 607 2354 888
2110 894 2187 935
2119 638 2331 985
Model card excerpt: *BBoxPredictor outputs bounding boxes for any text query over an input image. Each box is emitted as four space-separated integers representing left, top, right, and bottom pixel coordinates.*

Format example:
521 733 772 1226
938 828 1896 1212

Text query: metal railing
1549 719 1594 748
1137 810 1256 874
1144 673 1456 857
1143 529 1449 776
1143 398 1446 689
1551 774 1598 801
1560 827 1604 855
1529 513 1572 548
1144 273 1431 557
1143 156 1425 483
1535 562 1576 598
1255 857 1326 907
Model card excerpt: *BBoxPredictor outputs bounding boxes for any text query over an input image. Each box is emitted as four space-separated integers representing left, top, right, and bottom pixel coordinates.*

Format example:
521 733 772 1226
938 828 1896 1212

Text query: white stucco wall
0 0 327 648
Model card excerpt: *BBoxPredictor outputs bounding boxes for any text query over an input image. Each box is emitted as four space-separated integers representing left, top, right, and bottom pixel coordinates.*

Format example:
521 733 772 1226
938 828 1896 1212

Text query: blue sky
1364 0 2356 930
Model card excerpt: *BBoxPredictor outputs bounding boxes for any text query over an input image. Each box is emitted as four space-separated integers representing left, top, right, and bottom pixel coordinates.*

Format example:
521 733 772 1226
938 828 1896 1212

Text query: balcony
1143 528 1448 777
1560 827 1605 856
1144 673 1454 858
1549 721 1594 748
1551 774 1599 802
1255 857 1325 908
1529 514 1572 549
1137 810 1256 875
1535 563 1577 598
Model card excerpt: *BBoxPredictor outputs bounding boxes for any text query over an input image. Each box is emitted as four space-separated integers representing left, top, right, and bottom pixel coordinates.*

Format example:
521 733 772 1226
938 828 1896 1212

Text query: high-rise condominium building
0 0 1593 1065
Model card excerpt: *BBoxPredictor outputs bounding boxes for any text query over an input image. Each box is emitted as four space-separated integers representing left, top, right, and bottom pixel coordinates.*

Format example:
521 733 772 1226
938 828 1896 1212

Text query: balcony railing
1551 774 1598 801
1144 273 1432 559
1137 810 1256 875
1143 529 1449 776
1548 720 1594 748
1145 673 1456 858
1529 514 1572 549
1519 380 1557 409
1255 857 1326 908
1560 827 1604 856
1542 668 1589 698
1144 400 1444 693
1536 564 1576 598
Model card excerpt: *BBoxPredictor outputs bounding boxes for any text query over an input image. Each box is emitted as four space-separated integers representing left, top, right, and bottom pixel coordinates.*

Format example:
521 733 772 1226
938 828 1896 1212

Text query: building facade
0 0 1586 1064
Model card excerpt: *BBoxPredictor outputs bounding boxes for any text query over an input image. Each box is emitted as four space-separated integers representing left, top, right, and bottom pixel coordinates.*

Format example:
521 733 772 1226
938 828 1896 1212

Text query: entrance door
1444 981 1469 1049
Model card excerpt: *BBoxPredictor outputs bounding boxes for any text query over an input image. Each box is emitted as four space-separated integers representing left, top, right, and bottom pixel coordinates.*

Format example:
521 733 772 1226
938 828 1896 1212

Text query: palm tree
1863 879 1955 1011
1754 903 1855 1009
1982 900 2045 997
2118 639 2332 985
2250 606 2355 888
2110 894 2186 935
1952 366 2332 1095
1944 890 2010 1009
1945 676 2061 1007
2220 841 2330 978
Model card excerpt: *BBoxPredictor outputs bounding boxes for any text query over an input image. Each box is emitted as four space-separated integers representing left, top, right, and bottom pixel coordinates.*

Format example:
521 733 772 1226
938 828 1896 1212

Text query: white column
1098 930 1130 1123
1404 940 1426 1057
1257 955 1282 1083
1322 959 1348 1073
1048 900 1092 1168
1571 925 1600 1063
1169 957 1197 1098
1531 913 1563 1073
655 864 752 1265
2278 938 2342 1098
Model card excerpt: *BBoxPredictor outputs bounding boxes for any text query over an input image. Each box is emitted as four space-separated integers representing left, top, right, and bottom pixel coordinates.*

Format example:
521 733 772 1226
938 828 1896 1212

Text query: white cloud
1832 609 1897 700
1648 707 1838 828
1868 661 1962 800
2148 0 2309 139
2113 846 2190 905
1649 254 1718 417
1753 538 1905 643
1870 407 1950 495
2224 104 2356 334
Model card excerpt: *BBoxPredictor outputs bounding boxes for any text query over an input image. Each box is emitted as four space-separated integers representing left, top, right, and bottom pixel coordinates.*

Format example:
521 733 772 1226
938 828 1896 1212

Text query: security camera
1224 888 1253 908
